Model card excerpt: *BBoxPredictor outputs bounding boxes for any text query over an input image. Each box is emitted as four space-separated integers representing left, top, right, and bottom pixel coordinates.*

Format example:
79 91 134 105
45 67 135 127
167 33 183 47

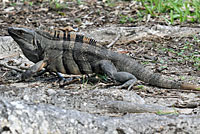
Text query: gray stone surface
1 98 200 134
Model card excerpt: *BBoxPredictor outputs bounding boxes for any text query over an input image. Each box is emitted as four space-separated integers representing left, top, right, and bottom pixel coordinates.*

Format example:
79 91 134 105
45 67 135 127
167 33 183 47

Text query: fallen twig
0 53 20 60
60 78 81 88
107 33 121 48
119 38 138 45
99 100 179 114
0 63 24 73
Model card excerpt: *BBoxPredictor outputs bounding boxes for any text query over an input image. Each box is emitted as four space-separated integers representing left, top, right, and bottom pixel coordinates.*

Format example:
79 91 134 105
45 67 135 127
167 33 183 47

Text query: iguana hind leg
95 60 137 89
21 60 47 80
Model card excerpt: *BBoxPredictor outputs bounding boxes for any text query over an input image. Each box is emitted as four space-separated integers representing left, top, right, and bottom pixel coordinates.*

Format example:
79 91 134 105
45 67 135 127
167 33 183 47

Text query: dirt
0 0 200 133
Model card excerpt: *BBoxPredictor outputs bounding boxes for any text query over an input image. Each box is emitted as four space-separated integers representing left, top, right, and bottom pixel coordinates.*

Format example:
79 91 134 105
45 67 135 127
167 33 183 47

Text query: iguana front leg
94 60 137 89
21 60 47 80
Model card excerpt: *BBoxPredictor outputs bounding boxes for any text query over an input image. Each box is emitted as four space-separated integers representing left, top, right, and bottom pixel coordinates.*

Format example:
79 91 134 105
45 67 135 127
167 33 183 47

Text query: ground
0 1 200 133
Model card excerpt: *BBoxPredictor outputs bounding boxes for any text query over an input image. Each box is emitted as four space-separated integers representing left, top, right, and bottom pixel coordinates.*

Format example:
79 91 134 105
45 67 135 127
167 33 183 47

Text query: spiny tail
125 58 200 90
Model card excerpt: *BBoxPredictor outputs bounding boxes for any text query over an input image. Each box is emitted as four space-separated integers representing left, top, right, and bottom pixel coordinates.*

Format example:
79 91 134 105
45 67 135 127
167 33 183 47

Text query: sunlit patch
59 31 64 39
83 36 90 44
70 33 76 41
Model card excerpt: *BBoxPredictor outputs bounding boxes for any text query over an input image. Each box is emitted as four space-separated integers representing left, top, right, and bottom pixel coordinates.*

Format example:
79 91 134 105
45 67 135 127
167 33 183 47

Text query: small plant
58 11 66 16
74 18 82 24
119 15 134 24
81 75 88 88
50 0 68 10
136 85 144 89
97 74 109 82
193 34 200 43
180 76 185 81
142 61 150 65
156 109 179 115
104 0 116 7
76 0 82 5
10 2 17 6
28 1 33 6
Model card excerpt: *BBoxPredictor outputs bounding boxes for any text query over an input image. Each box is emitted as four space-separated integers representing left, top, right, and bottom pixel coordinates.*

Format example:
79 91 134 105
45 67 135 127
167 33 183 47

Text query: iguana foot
56 72 66 80
56 72 82 87
21 69 47 81
116 78 137 90
21 60 47 81
59 77 73 85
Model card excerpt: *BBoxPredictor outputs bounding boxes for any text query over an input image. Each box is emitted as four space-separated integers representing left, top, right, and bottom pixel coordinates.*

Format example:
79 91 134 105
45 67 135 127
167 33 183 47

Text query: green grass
156 109 179 115
97 74 109 82
137 0 200 24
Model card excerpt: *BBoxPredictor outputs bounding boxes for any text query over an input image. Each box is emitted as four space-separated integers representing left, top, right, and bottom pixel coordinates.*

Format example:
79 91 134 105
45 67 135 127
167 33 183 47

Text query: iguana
8 27 200 90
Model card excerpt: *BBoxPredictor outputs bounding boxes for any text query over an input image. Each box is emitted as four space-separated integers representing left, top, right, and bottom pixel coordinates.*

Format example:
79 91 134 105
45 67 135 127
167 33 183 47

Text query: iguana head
8 27 43 63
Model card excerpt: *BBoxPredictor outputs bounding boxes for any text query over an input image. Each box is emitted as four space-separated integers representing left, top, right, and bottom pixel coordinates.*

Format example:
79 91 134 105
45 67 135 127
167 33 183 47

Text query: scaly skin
8 27 200 90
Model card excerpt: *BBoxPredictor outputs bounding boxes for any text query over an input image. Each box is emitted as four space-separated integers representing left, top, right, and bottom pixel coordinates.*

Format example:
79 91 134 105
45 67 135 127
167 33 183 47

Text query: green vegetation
180 76 185 81
28 1 33 6
49 0 68 10
136 85 145 89
104 0 116 7
156 109 179 115
137 0 200 24
97 74 109 82
161 38 200 70
81 75 88 87
119 14 134 24
141 61 150 65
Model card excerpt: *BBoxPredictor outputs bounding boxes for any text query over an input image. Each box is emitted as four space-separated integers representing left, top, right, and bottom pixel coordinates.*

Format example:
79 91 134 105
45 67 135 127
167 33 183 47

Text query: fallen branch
0 63 24 73
107 33 121 48
59 78 81 88
0 53 19 60
99 100 181 114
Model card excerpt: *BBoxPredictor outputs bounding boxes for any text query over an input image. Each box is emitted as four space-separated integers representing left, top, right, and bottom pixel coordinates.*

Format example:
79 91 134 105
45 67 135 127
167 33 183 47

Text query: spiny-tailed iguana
8 27 200 90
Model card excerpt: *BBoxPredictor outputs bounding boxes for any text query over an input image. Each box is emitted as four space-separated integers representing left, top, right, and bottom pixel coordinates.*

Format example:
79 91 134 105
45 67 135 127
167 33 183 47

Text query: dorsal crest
36 26 97 46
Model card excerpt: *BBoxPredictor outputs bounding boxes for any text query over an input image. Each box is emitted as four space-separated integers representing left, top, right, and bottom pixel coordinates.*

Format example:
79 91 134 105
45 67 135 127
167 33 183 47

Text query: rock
46 89 57 96
1 99 200 134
